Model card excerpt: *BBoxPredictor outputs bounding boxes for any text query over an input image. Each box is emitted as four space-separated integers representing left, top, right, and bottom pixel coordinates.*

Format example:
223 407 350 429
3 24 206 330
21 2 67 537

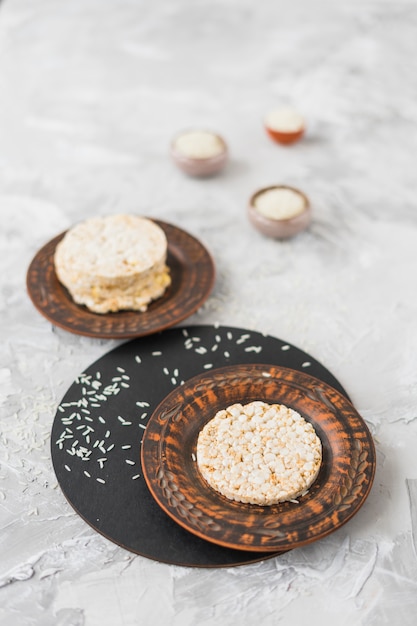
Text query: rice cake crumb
196 401 322 506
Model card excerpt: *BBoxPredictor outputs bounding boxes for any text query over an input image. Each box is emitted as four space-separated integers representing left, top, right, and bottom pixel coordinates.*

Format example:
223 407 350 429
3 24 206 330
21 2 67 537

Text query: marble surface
1 0 417 623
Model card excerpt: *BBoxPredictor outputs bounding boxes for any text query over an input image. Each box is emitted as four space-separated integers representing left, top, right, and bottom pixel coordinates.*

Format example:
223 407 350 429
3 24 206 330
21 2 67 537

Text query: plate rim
141 363 376 552
26 218 216 339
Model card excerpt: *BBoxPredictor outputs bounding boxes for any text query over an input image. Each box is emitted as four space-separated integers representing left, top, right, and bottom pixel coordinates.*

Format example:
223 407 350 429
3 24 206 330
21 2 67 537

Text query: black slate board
51 325 349 567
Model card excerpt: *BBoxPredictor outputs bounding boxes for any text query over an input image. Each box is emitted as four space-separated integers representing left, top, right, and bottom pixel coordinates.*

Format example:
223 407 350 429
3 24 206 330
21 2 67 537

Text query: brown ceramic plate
141 364 376 553
26 220 215 339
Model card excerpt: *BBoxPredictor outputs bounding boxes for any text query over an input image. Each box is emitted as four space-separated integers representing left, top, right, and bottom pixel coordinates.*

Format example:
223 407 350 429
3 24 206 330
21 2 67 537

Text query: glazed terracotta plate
26 220 215 339
141 363 375 553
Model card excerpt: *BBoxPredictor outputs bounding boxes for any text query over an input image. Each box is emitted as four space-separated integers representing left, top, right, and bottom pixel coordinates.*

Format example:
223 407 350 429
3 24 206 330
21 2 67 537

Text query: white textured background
1 0 417 624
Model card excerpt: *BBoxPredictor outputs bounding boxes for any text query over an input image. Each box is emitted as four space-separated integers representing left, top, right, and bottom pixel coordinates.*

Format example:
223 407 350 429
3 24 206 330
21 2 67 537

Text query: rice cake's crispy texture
54 214 171 313
196 401 322 506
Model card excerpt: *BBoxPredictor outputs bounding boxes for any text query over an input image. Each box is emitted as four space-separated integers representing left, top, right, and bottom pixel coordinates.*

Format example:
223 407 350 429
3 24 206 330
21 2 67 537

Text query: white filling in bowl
173 131 225 159
253 187 307 221
264 107 304 132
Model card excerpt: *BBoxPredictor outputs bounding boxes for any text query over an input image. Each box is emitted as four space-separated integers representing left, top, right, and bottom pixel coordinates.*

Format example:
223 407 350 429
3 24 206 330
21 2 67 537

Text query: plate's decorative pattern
27 220 215 338
51 325 351 567
142 364 375 552
333 439 370 511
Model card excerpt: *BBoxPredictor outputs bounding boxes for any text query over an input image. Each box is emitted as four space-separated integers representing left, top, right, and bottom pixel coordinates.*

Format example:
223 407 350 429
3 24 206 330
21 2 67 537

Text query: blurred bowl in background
170 129 228 177
248 185 311 239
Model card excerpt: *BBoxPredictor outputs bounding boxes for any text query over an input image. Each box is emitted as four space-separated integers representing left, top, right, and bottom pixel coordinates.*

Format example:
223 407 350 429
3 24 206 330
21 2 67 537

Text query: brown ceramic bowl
170 130 228 177
265 125 305 145
264 108 305 145
248 185 311 239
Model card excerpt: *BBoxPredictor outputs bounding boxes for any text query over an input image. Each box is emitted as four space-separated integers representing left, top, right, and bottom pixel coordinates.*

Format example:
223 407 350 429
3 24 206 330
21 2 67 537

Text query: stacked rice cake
54 214 171 314
196 401 322 506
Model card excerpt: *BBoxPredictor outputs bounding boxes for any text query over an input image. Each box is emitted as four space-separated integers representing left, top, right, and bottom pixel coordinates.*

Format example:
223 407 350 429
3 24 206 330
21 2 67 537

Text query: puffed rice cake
196 401 322 506
54 214 171 314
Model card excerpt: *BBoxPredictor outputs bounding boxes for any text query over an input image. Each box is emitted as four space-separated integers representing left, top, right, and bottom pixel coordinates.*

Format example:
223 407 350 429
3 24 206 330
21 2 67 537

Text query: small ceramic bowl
248 185 311 239
170 129 228 177
264 108 305 145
